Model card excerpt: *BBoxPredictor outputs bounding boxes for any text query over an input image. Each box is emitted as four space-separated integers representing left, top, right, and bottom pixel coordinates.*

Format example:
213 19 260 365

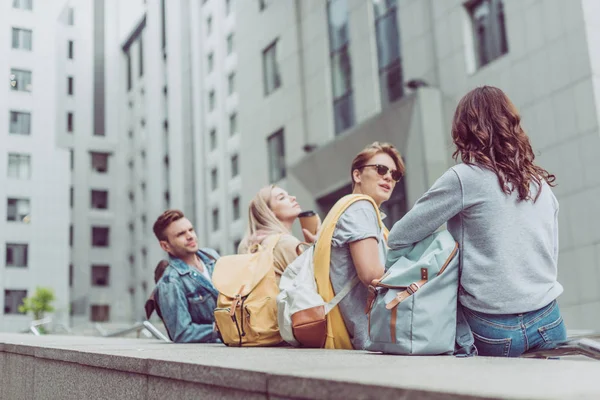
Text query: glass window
207 52 214 73
9 111 31 135
267 128 286 182
229 113 237 136
207 16 212 36
10 69 32 92
262 40 281 95
13 0 33 10
12 28 32 51
327 0 355 134
258 0 268 11
232 197 240 220
138 37 144 77
7 198 31 223
90 152 109 173
68 76 74 95
8 153 31 179
4 290 27 314
67 112 74 132
212 208 219 232
210 168 218 190
228 72 235 95
5 243 28 267
68 40 74 59
91 190 108 209
90 305 110 322
91 227 110 247
231 154 239 177
467 0 509 69
208 90 215 111
227 34 234 54
373 0 403 105
69 264 73 287
126 51 132 91
91 265 110 287
68 7 75 25
209 128 217 150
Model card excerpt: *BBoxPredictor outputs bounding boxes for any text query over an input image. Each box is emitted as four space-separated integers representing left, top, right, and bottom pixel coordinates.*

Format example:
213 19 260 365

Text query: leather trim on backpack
292 305 327 348
390 305 398 342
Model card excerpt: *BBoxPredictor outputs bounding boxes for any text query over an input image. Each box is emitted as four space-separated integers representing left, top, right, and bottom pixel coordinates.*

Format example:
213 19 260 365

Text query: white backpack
276 245 358 347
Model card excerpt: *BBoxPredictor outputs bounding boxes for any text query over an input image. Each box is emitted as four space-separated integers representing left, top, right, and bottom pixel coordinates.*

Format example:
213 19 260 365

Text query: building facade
0 0 70 332
236 0 600 331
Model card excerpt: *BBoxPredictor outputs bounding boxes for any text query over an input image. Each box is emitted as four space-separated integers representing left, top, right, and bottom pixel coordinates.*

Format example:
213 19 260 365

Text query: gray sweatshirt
388 164 563 314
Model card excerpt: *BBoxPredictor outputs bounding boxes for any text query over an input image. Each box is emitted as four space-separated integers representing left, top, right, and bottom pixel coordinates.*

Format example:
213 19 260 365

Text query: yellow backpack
212 234 283 346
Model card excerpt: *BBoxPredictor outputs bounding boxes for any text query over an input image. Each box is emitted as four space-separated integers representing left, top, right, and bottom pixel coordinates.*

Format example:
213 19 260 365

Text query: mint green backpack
365 231 473 355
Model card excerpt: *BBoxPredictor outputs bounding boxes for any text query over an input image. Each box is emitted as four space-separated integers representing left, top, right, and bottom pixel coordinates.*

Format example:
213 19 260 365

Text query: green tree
18 287 56 321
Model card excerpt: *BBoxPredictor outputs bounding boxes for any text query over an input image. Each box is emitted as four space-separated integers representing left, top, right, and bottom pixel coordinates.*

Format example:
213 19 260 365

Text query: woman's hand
302 215 321 243
302 229 316 243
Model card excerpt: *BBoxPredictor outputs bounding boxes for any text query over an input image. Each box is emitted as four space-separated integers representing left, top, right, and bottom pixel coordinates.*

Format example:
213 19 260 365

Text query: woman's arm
349 238 384 286
388 168 464 249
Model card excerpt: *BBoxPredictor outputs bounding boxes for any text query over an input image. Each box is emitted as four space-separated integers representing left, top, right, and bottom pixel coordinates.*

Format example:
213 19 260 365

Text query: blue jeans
463 300 567 357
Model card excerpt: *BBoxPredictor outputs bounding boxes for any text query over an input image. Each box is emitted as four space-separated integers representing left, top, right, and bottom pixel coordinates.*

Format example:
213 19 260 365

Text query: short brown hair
154 260 170 283
351 142 405 188
153 209 185 241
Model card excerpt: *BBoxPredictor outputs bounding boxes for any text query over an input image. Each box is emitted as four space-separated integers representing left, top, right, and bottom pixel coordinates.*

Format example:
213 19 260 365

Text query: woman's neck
280 219 294 232
352 186 382 207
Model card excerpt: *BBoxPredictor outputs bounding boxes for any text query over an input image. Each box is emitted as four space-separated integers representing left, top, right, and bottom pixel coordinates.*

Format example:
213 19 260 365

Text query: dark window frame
262 39 282 96
466 0 509 69
267 128 286 183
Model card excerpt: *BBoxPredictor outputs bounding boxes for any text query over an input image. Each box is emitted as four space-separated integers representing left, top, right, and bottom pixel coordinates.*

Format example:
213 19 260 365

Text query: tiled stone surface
33 358 147 400
1 353 35 400
147 376 267 400
1 335 600 399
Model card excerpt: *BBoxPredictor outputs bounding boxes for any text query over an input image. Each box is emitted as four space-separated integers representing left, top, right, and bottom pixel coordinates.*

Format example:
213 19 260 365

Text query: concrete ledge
1 334 600 399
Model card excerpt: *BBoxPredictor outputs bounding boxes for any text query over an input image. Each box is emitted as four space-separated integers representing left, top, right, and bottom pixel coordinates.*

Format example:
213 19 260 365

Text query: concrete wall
1 334 600 400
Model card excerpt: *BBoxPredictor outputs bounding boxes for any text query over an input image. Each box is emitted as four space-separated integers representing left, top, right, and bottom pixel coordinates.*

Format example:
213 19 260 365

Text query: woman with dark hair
388 86 566 357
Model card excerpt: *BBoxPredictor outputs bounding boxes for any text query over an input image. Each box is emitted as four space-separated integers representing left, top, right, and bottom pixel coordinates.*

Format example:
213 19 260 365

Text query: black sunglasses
359 164 402 182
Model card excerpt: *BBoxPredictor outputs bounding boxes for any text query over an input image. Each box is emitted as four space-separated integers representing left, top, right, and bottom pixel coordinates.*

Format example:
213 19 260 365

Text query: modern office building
0 0 70 332
114 0 242 320
236 0 600 331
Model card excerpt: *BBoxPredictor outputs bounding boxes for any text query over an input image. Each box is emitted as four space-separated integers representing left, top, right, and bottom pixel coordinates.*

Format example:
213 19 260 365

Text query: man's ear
159 240 171 254
352 169 362 186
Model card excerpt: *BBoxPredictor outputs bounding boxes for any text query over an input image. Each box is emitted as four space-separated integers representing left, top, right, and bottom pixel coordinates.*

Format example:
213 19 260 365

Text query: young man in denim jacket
149 209 221 343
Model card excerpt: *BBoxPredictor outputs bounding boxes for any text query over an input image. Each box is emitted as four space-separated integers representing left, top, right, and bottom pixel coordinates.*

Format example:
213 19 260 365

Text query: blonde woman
238 185 316 283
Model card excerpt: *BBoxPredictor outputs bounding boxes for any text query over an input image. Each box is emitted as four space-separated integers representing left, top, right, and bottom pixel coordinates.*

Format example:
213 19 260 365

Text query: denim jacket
153 248 220 343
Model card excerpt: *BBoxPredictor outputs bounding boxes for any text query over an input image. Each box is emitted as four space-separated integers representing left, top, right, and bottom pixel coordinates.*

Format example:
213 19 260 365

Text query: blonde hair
238 185 290 253
351 141 405 189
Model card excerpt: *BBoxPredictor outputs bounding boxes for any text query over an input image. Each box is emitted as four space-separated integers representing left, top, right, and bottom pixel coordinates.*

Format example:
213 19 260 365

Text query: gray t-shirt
388 164 563 314
330 201 387 350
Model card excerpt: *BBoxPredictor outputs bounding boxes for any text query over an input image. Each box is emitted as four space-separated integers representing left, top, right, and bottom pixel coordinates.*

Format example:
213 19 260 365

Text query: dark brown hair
153 209 185 241
452 86 556 202
351 142 405 188
154 260 170 284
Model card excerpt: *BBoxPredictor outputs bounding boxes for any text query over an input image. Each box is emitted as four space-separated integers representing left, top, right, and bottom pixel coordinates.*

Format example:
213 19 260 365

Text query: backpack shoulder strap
313 194 386 349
